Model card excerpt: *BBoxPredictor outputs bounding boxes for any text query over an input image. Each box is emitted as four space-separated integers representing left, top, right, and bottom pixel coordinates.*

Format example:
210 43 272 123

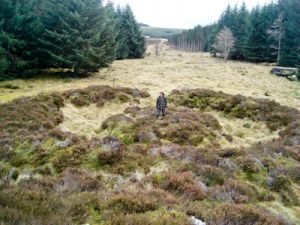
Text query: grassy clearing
1 42 300 111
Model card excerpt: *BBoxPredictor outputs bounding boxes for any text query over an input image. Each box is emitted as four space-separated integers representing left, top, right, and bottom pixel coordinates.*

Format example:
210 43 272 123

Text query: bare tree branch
212 27 236 61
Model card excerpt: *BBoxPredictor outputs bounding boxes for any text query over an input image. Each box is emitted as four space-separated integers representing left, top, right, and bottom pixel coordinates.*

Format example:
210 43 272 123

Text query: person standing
156 92 167 118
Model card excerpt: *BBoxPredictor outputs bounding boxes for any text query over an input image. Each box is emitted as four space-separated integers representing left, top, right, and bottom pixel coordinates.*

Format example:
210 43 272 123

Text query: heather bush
109 150 156 175
0 186 71 225
102 114 134 130
210 179 257 203
157 171 207 200
237 156 261 173
0 93 65 150
269 175 291 192
196 165 226 186
52 150 84 173
55 168 101 193
64 85 150 108
169 89 300 131
97 137 125 165
205 203 288 225
107 193 159 214
107 210 192 225
120 106 222 146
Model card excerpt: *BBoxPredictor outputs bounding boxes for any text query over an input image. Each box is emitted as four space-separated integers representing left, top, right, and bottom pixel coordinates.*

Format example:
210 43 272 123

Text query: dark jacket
156 96 167 109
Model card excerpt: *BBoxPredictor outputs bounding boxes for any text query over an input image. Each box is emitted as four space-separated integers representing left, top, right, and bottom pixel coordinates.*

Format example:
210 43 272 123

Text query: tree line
0 0 145 81
169 0 300 69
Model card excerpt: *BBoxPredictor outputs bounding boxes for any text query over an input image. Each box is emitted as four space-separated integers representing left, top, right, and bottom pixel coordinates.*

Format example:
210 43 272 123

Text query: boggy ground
0 85 299 225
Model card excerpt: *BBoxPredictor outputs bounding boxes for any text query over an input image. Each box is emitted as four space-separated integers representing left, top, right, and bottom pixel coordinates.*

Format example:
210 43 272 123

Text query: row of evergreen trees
0 0 145 80
169 0 300 68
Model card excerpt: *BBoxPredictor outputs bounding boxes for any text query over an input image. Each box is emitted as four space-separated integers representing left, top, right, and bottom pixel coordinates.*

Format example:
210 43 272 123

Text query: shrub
158 171 207 200
287 166 300 183
55 168 101 193
196 165 225 186
124 106 141 116
205 203 287 225
109 150 155 175
97 137 125 165
52 150 83 173
269 175 291 192
0 93 65 152
107 193 159 214
63 85 150 108
108 210 192 225
0 186 72 225
123 106 222 147
237 156 260 173
210 179 257 203
169 89 300 131
102 114 134 130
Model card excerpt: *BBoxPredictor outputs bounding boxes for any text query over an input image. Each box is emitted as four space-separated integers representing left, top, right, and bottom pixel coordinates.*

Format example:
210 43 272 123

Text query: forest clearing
1 41 300 109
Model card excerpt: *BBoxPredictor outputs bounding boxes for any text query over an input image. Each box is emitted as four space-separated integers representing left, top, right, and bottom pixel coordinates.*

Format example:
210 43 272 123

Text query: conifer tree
116 5 145 59
233 2 250 59
278 0 300 68
0 0 43 79
246 6 270 62
39 0 114 74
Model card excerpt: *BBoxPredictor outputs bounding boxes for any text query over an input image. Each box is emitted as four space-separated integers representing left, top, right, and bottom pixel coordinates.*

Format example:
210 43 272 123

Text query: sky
105 0 273 29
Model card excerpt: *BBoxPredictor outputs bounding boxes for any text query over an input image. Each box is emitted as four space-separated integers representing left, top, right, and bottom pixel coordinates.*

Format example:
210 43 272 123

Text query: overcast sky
105 0 273 28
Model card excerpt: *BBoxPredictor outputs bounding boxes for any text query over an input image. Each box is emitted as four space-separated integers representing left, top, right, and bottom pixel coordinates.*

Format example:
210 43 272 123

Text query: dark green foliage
0 1 145 80
0 0 43 80
170 1 299 67
115 5 145 59
278 0 300 68
39 0 116 74
246 4 279 62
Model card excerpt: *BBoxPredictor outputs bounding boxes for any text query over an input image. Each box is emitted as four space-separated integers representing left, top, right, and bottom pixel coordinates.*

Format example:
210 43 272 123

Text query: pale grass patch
259 201 300 224
210 112 280 148
59 102 132 139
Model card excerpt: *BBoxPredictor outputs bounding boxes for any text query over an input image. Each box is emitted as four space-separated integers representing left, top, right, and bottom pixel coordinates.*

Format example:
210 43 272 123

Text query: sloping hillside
141 26 185 38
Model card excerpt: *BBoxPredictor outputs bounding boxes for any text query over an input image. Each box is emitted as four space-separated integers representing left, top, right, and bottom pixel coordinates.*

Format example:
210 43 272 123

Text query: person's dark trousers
156 108 166 118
